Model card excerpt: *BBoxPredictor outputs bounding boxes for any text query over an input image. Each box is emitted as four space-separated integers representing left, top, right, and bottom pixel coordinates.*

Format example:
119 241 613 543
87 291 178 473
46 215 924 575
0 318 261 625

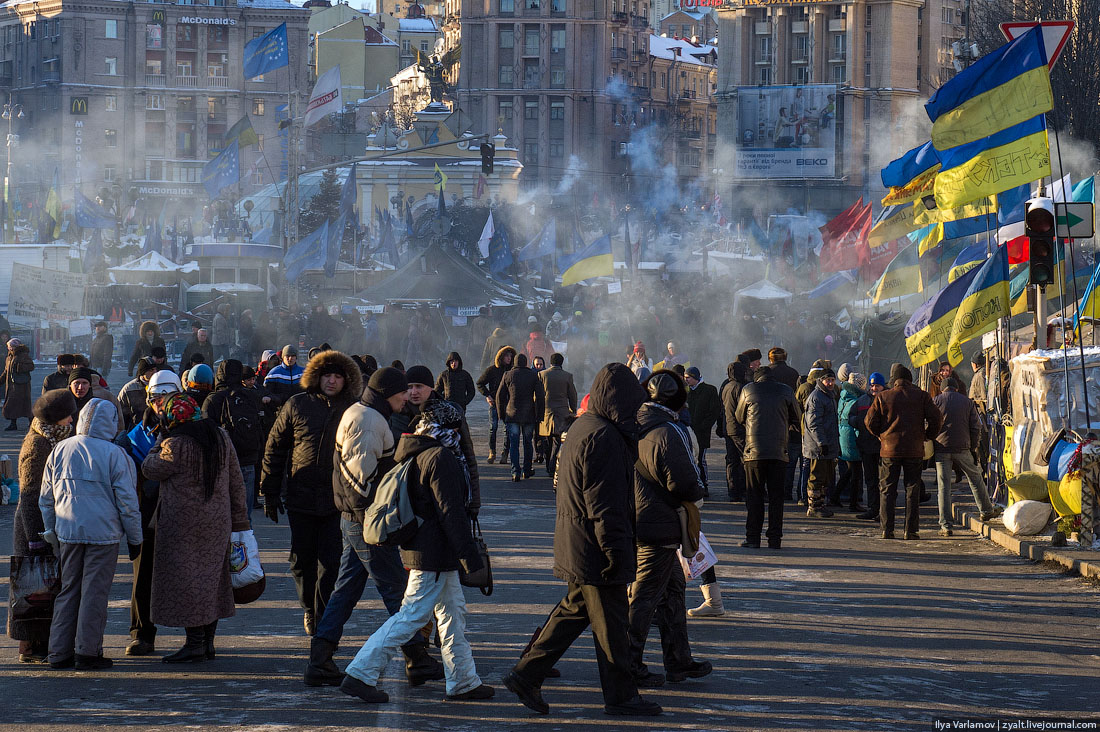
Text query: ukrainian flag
869 241 923 303
949 243 988 282
560 234 612 286
881 141 940 207
1074 257 1100 332
913 196 996 228
933 115 1050 209
904 265 982 367
926 26 1052 150
914 223 944 256
868 203 923 248
948 244 1010 359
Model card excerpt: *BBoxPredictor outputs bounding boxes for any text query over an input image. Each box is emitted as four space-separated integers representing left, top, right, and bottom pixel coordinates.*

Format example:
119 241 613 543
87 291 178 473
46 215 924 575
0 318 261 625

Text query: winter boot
203 621 217 660
403 643 445 686
162 627 207 664
687 583 725 617
304 636 344 687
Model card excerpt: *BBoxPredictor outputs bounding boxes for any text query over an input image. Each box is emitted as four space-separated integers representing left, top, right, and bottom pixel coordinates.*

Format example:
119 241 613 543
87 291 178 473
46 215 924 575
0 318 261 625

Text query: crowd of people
4 306 1006 717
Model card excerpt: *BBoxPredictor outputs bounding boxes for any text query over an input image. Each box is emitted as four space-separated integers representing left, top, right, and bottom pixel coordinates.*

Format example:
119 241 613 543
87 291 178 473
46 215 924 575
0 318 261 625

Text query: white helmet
146 369 183 401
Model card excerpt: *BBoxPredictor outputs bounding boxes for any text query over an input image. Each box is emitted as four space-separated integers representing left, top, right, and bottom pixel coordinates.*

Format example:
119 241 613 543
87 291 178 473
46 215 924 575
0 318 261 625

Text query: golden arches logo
151 9 166 23
70 97 88 114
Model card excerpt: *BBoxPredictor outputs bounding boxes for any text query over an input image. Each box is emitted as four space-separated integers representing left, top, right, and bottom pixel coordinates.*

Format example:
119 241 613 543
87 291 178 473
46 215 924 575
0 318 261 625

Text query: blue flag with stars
202 139 239 198
74 191 116 229
243 23 289 80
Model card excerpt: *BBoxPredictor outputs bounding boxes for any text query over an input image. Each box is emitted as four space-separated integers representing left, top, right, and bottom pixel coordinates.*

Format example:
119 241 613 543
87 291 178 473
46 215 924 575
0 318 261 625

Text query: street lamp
3 95 25 244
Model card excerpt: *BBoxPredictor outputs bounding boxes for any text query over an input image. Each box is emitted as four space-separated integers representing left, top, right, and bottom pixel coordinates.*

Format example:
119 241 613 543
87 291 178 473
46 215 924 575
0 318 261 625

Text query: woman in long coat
142 393 249 664
7 390 76 662
4 338 35 430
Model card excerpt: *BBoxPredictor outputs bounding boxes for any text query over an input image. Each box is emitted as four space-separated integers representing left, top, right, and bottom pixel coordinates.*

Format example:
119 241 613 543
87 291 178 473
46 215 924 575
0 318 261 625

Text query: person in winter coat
803 368 840 518
184 363 215 408
264 345 305 402
626 342 653 377
768 347 802 497
142 393 249 663
932 377 998 536
435 351 475 410
525 330 551 364
40 398 142 670
720 361 750 502
849 372 885 521
340 399 493 705
628 371 710 688
211 304 233 363
480 326 510 372
653 341 690 372
684 366 720 496
42 354 77 395
89 322 114 378
128 321 165 377
539 353 577 478
202 360 263 521
865 363 942 539
476 345 515 463
834 373 866 512
8 390 76 663
504 363 661 718
68 367 125 435
261 350 362 636
118 358 160 432
496 353 546 480
4 338 35 430
179 328 215 374
928 361 960 399
735 365 801 549
767 347 799 390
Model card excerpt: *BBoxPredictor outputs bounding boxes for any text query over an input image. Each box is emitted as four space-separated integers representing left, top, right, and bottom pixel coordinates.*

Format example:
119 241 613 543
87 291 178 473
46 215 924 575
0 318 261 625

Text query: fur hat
405 365 434 387
368 366 408 398
737 348 762 365
33 389 77 423
768 347 787 363
889 363 913 383
57 354 77 366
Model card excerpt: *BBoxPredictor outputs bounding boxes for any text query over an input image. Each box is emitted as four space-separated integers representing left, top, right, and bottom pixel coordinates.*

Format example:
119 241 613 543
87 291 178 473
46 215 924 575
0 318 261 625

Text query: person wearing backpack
203 360 262 524
340 399 493 704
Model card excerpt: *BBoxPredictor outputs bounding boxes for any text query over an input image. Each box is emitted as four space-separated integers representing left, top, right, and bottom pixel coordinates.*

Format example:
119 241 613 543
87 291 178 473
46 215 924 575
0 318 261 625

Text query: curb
951 502 1100 580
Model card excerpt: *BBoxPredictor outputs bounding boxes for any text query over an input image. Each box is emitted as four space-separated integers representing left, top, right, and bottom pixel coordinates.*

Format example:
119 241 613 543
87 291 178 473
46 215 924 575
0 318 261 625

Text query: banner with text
735 84 837 179
8 263 87 323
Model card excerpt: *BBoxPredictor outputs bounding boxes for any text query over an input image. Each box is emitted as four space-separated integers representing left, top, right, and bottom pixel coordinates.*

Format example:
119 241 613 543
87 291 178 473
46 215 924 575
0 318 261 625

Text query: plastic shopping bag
678 532 718 581
229 530 266 604
9 554 61 622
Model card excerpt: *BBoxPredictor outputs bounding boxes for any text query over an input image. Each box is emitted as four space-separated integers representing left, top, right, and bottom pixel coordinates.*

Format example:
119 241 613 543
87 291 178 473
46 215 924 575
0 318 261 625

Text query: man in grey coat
802 369 840 519
932 377 997 536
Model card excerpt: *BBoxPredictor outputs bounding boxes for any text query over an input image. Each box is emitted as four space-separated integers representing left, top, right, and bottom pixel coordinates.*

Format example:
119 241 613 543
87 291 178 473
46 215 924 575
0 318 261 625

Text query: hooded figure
476 345 517 462
128 321 165 377
480 326 510 372
203 359 264 510
435 351 475 409
4 338 35 428
525 330 551 364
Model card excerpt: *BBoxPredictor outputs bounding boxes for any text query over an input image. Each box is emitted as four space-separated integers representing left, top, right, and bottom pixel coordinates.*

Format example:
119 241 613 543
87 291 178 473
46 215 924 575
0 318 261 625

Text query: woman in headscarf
141 393 249 664
7 390 77 662
4 337 35 431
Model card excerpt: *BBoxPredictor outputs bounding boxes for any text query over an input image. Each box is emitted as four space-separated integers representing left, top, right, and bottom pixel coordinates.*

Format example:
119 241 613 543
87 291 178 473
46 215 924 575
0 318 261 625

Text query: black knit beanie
368 367 408 398
405 365 434 387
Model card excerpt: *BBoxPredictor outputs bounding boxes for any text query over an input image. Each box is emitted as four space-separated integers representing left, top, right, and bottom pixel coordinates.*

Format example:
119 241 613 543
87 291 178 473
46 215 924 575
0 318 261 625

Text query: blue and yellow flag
44 167 61 240
947 244 1010 360
914 223 944 256
868 202 924 248
560 234 612 286
433 163 447 192
949 243 988 282
1074 260 1100 331
870 241 923 303
926 26 1051 150
881 141 940 207
933 115 1050 209
904 265 982 367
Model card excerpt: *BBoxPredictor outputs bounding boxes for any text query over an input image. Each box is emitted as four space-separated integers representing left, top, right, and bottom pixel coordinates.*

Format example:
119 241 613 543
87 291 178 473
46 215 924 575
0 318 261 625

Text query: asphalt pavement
1 381 1099 731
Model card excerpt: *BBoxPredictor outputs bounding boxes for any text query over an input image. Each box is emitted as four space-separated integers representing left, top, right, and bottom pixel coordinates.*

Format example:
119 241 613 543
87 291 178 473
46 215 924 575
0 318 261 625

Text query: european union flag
285 220 329 283
74 191 116 229
202 139 239 199
243 23 289 80
489 229 514 275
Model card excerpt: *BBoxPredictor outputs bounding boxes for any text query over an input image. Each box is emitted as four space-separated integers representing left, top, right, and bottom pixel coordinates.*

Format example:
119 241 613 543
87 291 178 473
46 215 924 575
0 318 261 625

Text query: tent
733 279 792 316
356 244 524 308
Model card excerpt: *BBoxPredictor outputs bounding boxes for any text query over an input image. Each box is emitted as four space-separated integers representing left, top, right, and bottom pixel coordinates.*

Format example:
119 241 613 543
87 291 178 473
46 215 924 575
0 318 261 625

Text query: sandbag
1048 473 1082 518
1002 500 1052 536
1006 472 1050 504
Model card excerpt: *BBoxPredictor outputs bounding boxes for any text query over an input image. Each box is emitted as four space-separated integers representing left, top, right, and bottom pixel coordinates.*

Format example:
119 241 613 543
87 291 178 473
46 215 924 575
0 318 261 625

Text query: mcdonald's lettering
70 97 88 115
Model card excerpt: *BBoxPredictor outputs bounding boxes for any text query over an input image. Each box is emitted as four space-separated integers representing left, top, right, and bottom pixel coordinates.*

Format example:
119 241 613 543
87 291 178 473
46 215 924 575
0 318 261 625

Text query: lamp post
3 94 24 244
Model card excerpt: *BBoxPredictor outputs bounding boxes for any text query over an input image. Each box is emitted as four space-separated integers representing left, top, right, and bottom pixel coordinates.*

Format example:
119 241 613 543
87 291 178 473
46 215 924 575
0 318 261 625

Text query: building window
146 24 163 48
105 129 118 147
500 0 514 13
550 68 565 86
421 41 429 52
253 29 265 39
831 64 845 83
256 134 264 152
499 99 513 118
524 99 538 119
105 95 117 112
832 33 846 58
499 28 514 48
105 19 118 39
795 66 810 84
252 97 265 115
866 6 872 26
523 59 539 86
757 67 771 84
549 140 564 158
551 0 565 12
523 141 538 162
524 28 539 56
146 94 164 110
550 100 564 119
498 64 513 85
105 57 117 75
550 27 565 52
526 0 540 9
103 165 116 182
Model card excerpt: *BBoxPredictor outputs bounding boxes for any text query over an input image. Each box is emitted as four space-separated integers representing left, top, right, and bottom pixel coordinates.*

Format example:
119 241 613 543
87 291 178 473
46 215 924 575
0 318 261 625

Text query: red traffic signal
1026 196 1055 287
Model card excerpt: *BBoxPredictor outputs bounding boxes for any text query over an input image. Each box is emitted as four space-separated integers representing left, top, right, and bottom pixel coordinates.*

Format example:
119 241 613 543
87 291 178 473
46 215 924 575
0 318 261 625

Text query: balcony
207 114 227 126
628 84 649 98
680 128 701 139
177 109 198 122
611 46 627 62
207 75 228 88
612 11 628 24
41 70 60 83
177 75 198 88
829 51 846 63
145 73 166 87
630 14 648 29
755 53 773 65
829 18 846 32
791 51 808 63
791 20 808 34
631 47 647 64
754 21 770 35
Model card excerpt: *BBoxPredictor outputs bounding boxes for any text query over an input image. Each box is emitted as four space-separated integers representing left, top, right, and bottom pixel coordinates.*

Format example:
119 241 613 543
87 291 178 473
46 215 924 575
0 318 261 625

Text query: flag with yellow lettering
932 115 1050 209
947 244 1010 360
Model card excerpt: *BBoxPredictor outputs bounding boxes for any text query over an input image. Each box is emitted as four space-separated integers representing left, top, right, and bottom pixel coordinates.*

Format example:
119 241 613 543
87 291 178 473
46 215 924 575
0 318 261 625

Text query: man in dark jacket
735 366 801 548
865 363 942 539
628 371 710 688
720 361 749 502
127 320 165 377
117 358 160 431
435 351 475 410
768 347 801 496
42 354 76 395
203 359 263 522
767 347 799 390
684 366 720 496
850 372 885 521
261 350 363 635
90 322 114 377
476 345 515 463
932 377 998 536
179 326 215 373
503 363 660 717
496 353 545 481
803 368 840 518
340 399 492 705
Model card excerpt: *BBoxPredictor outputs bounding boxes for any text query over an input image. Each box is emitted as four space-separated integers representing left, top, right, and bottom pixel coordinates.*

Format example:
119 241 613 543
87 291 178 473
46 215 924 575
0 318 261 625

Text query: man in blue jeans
476 345 515 463
496 353 545 481
303 367 444 687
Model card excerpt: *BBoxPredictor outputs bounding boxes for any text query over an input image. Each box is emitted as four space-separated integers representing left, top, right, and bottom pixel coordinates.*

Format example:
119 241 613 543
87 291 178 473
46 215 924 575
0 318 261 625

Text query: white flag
304 65 343 128
477 210 494 259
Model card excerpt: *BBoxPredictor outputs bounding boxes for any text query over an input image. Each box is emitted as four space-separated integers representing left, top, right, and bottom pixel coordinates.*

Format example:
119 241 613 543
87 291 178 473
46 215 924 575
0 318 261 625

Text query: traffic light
480 142 495 175
1026 196 1055 287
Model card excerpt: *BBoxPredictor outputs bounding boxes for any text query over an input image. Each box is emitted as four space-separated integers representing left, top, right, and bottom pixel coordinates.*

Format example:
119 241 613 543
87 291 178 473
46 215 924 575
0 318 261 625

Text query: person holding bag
8 390 76 663
4 337 35 431
141 393 249 663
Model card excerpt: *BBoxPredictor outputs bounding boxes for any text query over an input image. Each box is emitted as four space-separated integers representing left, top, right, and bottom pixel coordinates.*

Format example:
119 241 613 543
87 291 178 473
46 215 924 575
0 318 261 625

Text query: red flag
819 199 871 272
860 236 902 281
1006 235 1029 264
475 174 487 200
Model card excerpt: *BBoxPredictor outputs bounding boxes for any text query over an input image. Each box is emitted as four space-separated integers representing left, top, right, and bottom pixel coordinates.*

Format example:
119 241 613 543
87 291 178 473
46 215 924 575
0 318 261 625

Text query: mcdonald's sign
70 97 88 115
151 8 166 24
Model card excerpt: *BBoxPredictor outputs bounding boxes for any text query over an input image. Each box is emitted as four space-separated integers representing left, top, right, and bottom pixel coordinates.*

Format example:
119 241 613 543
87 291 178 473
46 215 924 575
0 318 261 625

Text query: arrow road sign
1054 202 1094 239
999 21 1075 69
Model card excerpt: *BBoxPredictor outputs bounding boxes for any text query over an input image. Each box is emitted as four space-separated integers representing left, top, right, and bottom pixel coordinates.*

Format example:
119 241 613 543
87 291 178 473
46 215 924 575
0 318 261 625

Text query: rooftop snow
649 34 716 66
398 18 438 32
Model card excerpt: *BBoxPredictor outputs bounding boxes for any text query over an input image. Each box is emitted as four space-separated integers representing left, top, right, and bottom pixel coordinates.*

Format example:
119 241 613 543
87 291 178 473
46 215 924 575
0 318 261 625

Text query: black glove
264 496 285 524
128 543 142 561
466 505 480 520
601 561 621 583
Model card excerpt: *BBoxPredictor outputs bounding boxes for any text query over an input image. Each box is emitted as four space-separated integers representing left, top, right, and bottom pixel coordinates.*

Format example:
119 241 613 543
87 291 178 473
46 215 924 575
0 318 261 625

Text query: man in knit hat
264 345 305 401
42 354 77 395
802 368 840 518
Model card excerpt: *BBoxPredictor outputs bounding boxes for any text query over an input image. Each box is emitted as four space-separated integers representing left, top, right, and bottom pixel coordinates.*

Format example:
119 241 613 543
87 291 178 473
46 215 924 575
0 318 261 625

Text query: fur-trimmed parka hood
494 345 517 370
139 320 161 338
301 349 363 398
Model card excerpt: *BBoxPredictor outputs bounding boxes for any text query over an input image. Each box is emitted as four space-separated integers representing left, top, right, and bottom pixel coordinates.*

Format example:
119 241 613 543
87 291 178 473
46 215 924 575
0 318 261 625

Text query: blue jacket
264 362 305 400
837 382 863 462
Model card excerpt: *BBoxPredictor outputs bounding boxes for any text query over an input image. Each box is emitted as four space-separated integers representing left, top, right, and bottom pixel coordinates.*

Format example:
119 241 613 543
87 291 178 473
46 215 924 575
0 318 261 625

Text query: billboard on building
734 84 837 179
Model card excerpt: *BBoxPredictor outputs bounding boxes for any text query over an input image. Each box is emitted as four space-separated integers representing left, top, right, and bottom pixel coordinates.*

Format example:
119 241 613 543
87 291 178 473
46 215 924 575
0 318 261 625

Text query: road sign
1054 202 1094 239
999 21 1075 69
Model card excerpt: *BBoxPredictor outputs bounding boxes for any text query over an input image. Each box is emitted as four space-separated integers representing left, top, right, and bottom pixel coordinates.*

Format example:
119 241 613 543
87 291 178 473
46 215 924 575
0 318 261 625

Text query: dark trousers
832 459 863 507
514 582 637 705
724 436 746 501
627 544 691 677
287 510 342 620
130 491 158 643
784 433 801 497
506 422 535 477
879 457 922 535
546 433 563 476
745 459 787 543
861 453 881 515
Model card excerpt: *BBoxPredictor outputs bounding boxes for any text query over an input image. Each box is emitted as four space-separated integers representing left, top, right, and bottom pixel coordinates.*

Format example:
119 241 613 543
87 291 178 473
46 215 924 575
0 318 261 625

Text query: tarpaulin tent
732 280 792 316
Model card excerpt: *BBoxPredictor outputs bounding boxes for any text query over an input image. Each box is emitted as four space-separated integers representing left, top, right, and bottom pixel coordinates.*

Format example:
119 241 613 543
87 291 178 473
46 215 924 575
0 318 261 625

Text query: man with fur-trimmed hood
128 321 165 378
261 350 363 637
475 345 516 463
